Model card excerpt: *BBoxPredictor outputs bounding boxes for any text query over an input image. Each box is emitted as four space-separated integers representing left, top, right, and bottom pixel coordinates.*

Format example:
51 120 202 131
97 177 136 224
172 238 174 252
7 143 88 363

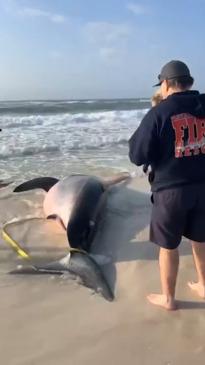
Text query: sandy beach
0 176 204 365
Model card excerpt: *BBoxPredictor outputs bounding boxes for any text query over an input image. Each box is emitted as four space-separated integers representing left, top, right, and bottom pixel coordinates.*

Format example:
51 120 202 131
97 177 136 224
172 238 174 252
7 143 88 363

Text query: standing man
129 60 205 310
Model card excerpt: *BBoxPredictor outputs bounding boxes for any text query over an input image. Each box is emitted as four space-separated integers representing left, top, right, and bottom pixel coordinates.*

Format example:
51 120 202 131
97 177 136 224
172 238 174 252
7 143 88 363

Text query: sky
0 0 204 100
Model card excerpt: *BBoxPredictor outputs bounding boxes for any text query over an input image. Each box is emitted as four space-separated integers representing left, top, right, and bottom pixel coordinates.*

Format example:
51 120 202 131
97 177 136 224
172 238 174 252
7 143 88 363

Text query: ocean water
0 99 150 182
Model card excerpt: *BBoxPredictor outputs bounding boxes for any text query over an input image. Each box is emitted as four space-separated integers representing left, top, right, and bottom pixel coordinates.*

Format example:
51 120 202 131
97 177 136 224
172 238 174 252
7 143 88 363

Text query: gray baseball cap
153 60 192 87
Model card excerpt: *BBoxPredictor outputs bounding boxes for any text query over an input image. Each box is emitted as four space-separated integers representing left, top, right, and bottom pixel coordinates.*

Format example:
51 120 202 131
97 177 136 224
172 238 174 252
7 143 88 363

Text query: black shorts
150 183 205 249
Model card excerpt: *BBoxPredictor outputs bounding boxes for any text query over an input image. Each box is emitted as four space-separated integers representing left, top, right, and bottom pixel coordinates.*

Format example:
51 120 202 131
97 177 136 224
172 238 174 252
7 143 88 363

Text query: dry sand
0 177 205 365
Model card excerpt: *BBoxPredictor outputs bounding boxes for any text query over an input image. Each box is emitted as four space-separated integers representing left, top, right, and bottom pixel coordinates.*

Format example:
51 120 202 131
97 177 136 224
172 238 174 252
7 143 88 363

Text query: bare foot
188 281 205 299
147 294 177 310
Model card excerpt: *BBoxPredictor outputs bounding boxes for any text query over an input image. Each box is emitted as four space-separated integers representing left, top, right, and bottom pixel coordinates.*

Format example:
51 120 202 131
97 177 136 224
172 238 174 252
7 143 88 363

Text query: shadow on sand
177 300 205 310
92 182 193 298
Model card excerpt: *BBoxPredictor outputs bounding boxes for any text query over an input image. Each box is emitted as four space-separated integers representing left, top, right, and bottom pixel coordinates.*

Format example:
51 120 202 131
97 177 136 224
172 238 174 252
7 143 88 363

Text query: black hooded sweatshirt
129 91 205 191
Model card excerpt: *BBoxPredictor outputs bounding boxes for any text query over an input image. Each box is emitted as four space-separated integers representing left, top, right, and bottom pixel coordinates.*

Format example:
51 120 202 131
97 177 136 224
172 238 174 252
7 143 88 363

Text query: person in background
151 89 163 107
129 60 205 310
143 89 163 181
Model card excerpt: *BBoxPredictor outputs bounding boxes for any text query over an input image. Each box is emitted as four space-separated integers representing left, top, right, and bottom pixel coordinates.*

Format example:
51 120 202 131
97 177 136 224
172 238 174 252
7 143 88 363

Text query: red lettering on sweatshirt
171 114 205 158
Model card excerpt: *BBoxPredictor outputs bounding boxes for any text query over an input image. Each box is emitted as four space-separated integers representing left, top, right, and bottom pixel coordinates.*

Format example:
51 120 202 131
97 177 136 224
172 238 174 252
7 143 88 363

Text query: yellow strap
2 218 88 260
2 225 31 260
69 247 87 255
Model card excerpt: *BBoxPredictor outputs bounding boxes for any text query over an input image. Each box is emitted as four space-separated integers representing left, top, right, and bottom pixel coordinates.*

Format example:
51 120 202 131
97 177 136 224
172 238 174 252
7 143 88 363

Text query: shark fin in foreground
9 251 114 302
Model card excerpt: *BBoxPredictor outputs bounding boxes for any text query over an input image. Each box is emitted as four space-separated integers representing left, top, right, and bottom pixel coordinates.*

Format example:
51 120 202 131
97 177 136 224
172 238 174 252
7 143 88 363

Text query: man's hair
167 75 194 90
